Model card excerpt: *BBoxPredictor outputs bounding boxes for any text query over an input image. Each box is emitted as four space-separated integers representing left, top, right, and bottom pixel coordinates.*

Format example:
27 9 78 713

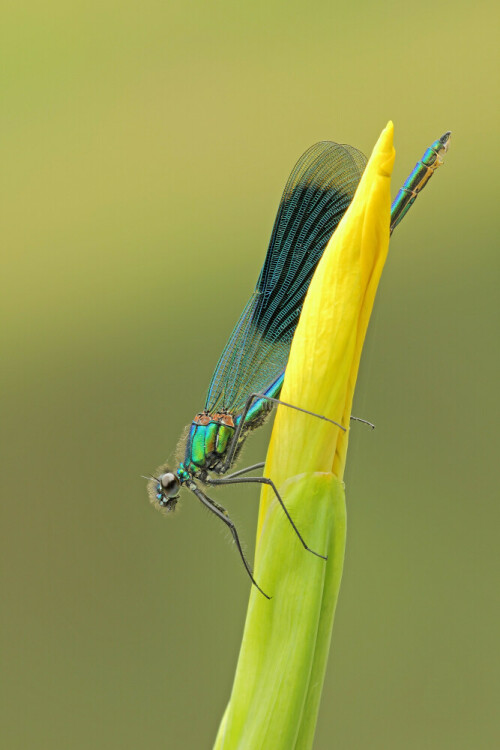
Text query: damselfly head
145 471 180 513
159 472 180 497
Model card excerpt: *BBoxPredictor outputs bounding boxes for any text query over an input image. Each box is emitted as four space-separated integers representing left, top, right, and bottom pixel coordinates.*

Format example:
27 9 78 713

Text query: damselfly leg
187 481 271 599
204 474 328 561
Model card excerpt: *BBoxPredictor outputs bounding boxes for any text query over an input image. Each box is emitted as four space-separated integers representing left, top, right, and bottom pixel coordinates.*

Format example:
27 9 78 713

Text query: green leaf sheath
214 472 346 750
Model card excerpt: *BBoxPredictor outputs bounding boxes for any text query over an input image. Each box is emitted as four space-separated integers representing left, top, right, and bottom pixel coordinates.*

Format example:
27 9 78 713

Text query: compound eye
160 472 180 497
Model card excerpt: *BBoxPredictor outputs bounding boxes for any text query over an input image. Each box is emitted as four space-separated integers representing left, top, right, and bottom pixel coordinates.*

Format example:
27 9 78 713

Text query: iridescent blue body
148 132 450 596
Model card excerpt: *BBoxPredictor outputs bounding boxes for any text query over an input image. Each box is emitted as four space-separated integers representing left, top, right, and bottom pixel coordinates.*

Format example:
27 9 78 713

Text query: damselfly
146 131 450 597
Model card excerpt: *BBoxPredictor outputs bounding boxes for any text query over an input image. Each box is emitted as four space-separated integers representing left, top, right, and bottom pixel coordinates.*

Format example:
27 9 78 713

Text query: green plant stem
214 472 346 750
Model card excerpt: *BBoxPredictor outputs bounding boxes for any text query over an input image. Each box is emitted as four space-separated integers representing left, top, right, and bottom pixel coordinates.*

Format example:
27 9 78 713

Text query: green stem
214 472 346 750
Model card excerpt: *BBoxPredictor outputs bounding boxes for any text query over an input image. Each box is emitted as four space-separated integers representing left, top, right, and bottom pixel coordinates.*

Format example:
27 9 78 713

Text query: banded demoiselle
146 131 451 597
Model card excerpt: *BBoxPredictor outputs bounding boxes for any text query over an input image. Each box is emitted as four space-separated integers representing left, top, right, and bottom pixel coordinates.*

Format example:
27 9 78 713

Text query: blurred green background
2 1 498 748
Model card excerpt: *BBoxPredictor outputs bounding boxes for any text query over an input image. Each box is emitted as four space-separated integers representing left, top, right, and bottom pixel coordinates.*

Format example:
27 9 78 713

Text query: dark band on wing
205 141 367 414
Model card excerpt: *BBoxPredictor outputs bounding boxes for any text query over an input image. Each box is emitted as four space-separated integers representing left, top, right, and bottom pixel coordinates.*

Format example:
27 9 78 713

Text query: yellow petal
258 121 395 530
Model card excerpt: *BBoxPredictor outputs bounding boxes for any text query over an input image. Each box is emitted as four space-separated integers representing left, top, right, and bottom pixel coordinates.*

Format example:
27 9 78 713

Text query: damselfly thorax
184 410 238 476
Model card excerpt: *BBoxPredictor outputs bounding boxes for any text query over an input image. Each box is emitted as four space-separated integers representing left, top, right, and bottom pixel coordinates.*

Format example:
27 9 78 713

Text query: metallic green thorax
182 413 236 476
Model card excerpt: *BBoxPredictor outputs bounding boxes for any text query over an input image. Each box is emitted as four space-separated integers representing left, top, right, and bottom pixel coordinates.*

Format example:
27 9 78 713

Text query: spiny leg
221 462 265 480
350 415 375 429
187 482 270 599
205 474 327 560
264 395 373 430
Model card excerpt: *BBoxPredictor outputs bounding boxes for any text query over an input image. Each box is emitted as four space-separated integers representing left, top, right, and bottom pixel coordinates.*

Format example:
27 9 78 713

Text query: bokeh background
2 1 499 748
